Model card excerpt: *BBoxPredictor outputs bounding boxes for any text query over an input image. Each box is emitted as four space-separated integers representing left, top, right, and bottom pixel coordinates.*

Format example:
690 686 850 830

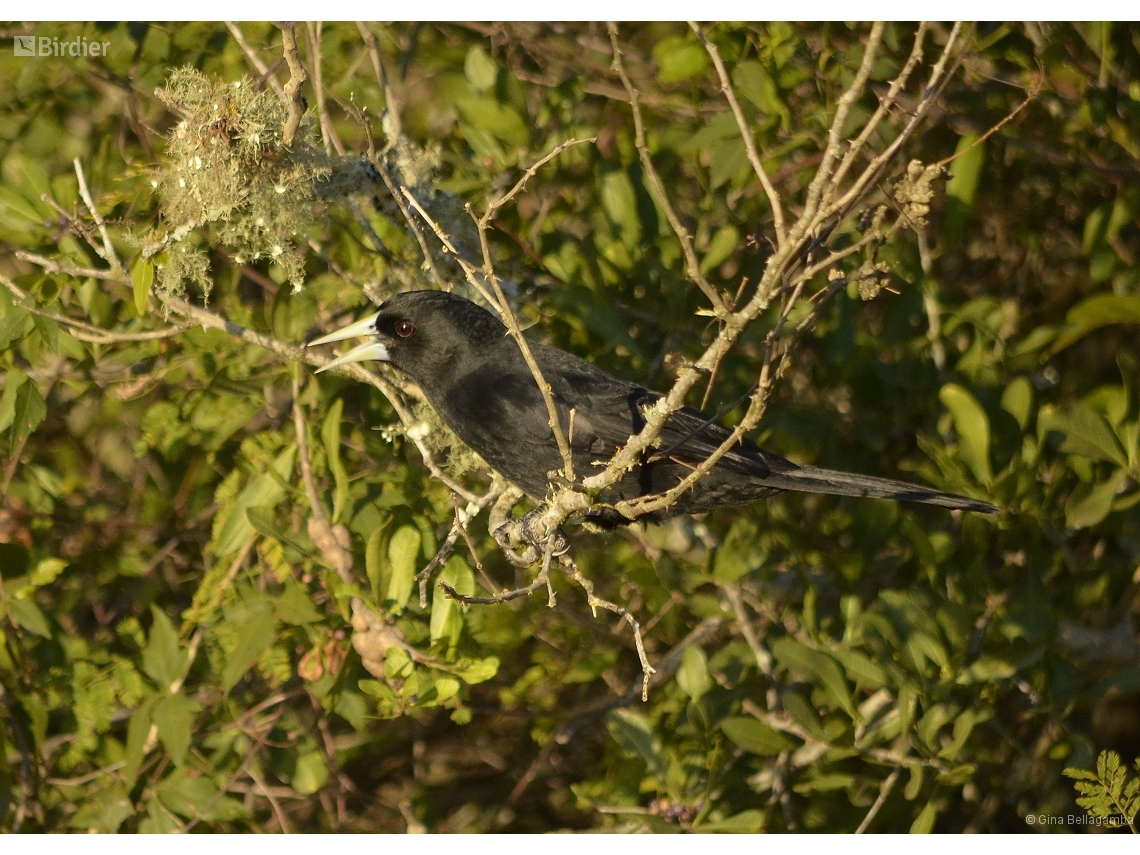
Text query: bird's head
308 290 506 383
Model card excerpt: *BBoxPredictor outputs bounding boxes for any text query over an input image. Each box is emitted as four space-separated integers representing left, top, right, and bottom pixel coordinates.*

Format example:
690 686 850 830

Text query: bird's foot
493 505 569 568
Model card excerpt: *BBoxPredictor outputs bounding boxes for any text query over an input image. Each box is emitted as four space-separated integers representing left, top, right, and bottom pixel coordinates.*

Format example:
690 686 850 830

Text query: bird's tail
758 457 998 513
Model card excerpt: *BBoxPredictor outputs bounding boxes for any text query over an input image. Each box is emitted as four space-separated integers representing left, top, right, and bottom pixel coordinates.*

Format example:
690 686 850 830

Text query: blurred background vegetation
1 21 1139 833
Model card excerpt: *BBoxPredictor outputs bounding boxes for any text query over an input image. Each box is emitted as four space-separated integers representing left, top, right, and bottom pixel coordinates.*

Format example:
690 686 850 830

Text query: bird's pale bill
309 313 389 373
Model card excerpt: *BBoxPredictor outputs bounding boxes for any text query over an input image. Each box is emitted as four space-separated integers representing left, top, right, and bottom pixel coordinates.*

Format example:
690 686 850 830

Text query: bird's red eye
395 320 414 338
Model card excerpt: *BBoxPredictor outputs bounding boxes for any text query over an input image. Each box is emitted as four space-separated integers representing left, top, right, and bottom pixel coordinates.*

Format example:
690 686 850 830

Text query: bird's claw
493 506 569 568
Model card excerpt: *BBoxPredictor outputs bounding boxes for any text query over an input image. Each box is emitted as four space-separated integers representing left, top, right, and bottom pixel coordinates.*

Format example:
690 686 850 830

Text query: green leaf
957 656 1017 684
365 527 385 601
653 36 709 84
29 557 67 588
124 695 157 785
1038 403 1128 467
7 596 51 638
455 656 499 685
152 693 201 766
1000 377 1033 432
384 525 422 613
700 225 739 275
720 716 790 755
133 259 154 315
944 134 984 241
606 708 665 778
291 748 329 795
732 60 789 125
1064 469 1128 529
0 307 31 349
464 46 498 93
142 606 186 688
910 799 938 833
221 605 276 690
157 770 246 821
676 644 713 702
67 782 134 832
212 445 297 557
1048 294 1140 356
781 690 828 741
276 579 323 625
831 648 888 689
321 398 349 523
940 383 993 485
771 637 857 720
698 809 766 833
0 369 46 453
600 170 641 250
430 555 473 642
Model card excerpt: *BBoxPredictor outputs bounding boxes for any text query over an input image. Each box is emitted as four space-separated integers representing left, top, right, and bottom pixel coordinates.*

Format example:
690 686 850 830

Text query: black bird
309 290 997 524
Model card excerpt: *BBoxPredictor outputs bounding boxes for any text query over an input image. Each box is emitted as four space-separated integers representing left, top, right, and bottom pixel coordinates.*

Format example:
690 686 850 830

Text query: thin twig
225 22 286 98
827 23 930 201
305 22 345 156
415 484 503 607
608 23 727 313
855 767 901 833
356 22 402 138
690 23 785 247
14 249 123 280
73 158 120 269
560 555 655 701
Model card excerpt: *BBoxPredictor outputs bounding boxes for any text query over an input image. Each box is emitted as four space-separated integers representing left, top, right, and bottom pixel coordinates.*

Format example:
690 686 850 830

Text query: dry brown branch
356 22 402 137
415 483 504 607
73 158 120 269
225 22 286 98
826 23 969 221
305 22 345 156
276 23 307 147
797 22 886 234
689 23 786 247
14 249 122 280
827 24 929 200
608 23 727 313
855 767 902 833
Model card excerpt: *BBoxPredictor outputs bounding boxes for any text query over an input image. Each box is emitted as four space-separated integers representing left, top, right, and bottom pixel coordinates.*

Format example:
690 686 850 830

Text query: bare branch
276 23 307 147
73 158 120 269
481 137 596 223
356 22 402 138
305 22 345 156
797 22 886 235
689 23 786 247
608 23 728 313
225 21 286 98
855 768 901 834
827 23 930 199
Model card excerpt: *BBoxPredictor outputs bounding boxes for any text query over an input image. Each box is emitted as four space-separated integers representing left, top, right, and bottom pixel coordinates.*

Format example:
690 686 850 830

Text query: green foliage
1 20 1140 833
1065 751 1139 833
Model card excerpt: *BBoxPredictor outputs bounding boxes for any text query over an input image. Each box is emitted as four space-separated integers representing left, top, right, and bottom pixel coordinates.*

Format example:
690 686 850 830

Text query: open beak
308 312 390 373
